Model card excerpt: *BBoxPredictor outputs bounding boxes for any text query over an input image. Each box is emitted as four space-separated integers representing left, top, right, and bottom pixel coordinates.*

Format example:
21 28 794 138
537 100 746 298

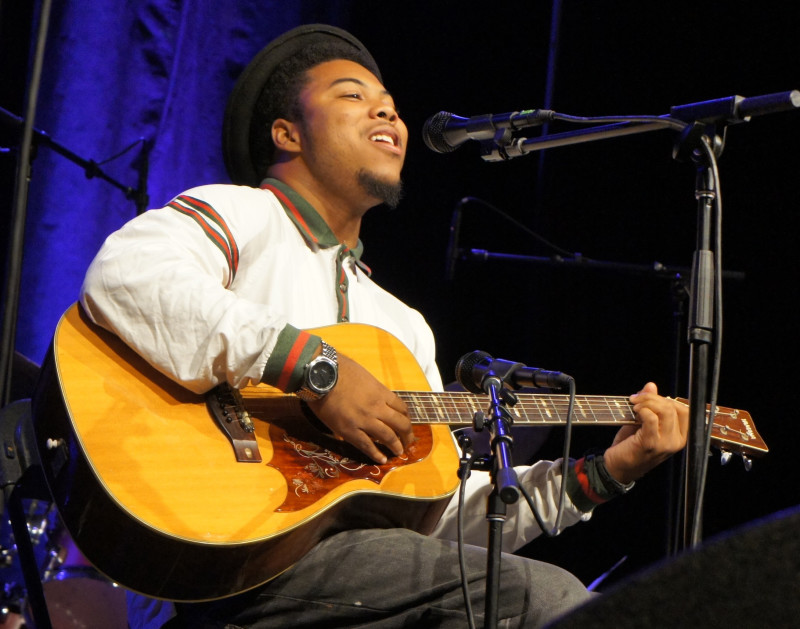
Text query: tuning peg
742 456 752 472
720 451 732 466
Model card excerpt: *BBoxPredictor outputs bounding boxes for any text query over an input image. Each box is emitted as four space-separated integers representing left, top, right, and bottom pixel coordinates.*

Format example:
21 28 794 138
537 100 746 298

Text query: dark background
349 2 800 586
2 0 798 591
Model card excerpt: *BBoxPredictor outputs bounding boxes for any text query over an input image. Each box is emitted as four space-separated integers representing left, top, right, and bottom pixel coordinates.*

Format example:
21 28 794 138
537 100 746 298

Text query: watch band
318 340 337 364
296 341 338 401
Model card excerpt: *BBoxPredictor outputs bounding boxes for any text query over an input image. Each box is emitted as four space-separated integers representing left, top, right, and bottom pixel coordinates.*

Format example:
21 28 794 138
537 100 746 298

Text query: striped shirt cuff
565 454 635 513
261 325 321 393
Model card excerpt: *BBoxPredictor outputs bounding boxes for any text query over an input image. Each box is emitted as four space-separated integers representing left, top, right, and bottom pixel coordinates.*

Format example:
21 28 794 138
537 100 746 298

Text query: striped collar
260 178 366 263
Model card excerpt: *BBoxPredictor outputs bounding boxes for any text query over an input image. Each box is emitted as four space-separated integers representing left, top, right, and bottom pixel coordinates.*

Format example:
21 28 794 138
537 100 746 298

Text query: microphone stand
461 90 798 551
467 367 522 629
672 122 722 550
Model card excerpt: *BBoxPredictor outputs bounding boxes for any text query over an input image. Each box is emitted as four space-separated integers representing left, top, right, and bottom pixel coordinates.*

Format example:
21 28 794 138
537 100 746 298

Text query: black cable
458 196 575 258
96 136 146 166
553 112 687 132
689 135 724 540
517 376 577 537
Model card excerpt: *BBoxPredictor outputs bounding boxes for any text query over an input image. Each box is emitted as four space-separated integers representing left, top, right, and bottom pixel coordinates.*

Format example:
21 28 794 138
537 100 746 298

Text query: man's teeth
370 134 395 145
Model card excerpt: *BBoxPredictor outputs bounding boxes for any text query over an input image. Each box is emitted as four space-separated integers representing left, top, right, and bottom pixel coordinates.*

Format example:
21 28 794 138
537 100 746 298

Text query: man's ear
271 118 302 154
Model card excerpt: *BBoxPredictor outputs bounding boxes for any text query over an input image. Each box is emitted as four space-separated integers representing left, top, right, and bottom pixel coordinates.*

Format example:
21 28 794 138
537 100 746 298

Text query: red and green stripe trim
262 326 321 392
261 179 339 247
169 195 239 287
260 179 340 246
261 183 318 244
336 246 350 322
565 457 611 513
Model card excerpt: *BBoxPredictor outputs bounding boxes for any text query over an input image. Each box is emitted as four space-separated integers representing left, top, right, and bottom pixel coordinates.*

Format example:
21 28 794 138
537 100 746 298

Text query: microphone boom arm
481 119 671 161
477 90 799 161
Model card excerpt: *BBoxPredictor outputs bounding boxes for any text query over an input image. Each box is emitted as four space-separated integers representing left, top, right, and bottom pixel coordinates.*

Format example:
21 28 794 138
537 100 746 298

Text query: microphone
422 109 555 153
444 200 463 280
456 350 572 394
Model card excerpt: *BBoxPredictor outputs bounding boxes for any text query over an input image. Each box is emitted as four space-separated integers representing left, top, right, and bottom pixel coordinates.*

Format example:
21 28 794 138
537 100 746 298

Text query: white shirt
81 180 588 628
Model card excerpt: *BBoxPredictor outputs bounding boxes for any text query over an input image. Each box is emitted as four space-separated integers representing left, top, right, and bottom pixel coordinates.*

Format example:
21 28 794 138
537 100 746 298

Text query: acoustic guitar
31 304 767 601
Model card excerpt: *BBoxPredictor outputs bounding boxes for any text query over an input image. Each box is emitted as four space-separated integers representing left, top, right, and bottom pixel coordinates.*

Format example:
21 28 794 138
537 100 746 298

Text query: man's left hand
602 382 689 484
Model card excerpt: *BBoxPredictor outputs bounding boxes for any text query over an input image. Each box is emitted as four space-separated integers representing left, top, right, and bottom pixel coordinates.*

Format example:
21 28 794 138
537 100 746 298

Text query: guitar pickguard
266 422 433 511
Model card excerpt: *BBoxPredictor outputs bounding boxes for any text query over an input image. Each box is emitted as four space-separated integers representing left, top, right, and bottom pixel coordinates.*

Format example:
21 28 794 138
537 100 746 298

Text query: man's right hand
306 353 414 464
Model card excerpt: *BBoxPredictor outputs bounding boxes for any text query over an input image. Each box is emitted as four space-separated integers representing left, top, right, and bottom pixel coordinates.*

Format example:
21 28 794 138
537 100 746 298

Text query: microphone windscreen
422 111 457 153
455 350 492 394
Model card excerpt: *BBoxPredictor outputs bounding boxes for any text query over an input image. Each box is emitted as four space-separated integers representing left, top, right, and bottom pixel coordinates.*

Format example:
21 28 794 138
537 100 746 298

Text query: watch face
308 359 337 391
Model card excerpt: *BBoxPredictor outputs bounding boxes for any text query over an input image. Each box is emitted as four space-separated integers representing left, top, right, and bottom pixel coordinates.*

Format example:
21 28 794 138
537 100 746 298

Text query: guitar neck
390 390 768 459
398 391 635 427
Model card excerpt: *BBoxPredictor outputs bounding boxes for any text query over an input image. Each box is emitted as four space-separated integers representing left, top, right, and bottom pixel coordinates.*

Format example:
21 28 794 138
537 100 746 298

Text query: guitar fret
591 398 606 422
440 395 449 421
431 394 447 423
604 397 617 421
407 392 424 422
611 398 629 420
511 395 636 425
447 393 466 424
424 394 439 423
455 393 483 426
516 398 538 423
466 395 481 417
522 396 560 424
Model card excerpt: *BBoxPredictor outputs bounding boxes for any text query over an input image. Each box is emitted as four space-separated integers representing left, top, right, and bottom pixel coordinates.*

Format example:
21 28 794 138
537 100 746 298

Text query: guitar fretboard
397 392 636 427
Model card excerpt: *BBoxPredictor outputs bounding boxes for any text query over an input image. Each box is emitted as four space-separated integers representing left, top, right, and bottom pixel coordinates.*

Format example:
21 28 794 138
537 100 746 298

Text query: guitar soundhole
268 424 433 512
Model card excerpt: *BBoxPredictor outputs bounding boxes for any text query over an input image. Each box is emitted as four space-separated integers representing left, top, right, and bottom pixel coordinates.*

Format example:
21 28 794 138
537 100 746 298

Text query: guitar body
32 304 459 601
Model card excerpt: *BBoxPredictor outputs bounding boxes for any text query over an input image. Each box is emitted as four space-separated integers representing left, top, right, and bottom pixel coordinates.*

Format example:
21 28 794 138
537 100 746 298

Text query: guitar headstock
711 405 768 467
675 398 768 468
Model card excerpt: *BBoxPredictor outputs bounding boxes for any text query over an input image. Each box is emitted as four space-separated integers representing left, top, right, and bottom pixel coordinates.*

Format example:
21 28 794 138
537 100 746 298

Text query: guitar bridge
206 384 262 463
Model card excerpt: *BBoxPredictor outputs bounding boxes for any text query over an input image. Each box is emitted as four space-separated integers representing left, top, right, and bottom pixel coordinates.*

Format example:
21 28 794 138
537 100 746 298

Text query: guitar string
393 392 756 446
257 391 758 448
398 392 636 425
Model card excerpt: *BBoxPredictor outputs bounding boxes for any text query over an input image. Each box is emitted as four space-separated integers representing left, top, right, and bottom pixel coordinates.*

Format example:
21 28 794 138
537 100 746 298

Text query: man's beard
357 170 404 209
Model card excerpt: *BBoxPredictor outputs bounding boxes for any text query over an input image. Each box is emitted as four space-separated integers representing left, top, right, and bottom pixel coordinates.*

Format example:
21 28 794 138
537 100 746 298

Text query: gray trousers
168 528 593 629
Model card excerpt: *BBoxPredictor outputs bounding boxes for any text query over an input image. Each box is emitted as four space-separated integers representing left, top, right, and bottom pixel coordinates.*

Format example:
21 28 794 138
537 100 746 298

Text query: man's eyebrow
329 77 392 98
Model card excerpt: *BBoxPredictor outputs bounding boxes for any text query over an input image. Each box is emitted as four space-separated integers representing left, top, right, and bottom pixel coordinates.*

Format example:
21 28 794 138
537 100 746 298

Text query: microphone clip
480 368 523 403
478 129 516 161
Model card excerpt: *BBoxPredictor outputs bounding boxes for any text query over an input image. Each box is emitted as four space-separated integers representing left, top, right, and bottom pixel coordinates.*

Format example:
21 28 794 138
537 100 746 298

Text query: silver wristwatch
296 341 338 401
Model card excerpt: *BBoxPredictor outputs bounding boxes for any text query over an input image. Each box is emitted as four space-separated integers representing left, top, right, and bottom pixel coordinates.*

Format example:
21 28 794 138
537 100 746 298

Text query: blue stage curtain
17 1 349 363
